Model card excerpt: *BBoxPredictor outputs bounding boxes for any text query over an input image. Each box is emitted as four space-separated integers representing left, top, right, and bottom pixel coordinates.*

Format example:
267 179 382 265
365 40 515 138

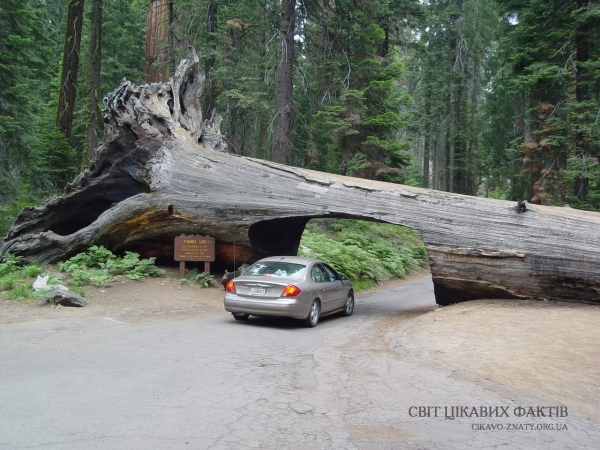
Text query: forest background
1 0 599 238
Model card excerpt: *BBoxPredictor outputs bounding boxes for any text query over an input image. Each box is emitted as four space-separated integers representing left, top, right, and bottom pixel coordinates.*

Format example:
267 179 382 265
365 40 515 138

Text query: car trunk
233 277 298 299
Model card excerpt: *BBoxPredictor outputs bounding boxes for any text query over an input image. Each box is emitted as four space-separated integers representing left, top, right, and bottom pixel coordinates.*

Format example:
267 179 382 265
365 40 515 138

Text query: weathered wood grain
2 50 600 305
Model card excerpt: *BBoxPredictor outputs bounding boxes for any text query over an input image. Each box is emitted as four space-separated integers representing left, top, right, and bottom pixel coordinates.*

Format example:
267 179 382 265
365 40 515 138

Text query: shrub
22 264 43 278
58 246 166 286
0 253 48 300
182 269 217 288
8 284 32 300
0 274 16 290
0 253 19 277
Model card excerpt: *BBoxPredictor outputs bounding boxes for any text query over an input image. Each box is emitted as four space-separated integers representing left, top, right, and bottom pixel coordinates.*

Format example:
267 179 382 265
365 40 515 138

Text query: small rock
32 275 50 291
46 288 86 307
434 317 442 321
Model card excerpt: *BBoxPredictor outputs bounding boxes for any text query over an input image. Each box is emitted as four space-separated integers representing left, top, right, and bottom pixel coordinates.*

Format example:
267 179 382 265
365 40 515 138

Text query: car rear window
244 261 306 280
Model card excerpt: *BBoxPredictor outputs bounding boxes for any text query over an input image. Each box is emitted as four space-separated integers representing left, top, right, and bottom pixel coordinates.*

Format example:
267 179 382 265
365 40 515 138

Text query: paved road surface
1 275 598 449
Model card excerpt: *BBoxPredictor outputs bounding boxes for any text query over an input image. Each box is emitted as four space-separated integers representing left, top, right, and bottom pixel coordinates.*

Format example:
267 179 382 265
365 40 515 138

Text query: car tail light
226 280 236 293
282 285 302 297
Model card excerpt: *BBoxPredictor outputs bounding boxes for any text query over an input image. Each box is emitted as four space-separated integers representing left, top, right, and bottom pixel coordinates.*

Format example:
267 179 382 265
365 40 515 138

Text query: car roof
254 256 321 265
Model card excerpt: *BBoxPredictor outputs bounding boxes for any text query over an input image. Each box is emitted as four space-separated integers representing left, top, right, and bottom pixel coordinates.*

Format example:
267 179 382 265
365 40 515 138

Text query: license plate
250 287 266 296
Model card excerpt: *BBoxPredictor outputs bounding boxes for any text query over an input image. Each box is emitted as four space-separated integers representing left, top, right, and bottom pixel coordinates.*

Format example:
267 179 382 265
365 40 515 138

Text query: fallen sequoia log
2 50 600 305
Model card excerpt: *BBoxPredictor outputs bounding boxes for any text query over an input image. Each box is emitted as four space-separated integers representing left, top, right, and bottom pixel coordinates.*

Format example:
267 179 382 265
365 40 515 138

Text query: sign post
174 235 216 279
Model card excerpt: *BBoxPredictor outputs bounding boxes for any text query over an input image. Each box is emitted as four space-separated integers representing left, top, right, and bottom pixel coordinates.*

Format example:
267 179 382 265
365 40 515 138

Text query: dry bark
3 50 600 305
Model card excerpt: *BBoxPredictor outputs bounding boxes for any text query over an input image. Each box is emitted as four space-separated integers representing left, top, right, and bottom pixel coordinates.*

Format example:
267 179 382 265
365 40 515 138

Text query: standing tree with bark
57 0 85 140
84 0 103 163
145 0 170 82
273 0 296 165
202 1 218 122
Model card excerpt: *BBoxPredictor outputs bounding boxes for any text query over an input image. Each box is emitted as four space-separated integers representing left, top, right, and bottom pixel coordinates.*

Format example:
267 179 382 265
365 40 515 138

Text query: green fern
182 269 217 288
0 253 49 300
299 219 427 289
59 246 165 286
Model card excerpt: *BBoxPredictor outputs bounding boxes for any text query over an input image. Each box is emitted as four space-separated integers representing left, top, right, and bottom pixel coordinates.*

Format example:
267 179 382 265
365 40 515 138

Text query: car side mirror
340 275 348 281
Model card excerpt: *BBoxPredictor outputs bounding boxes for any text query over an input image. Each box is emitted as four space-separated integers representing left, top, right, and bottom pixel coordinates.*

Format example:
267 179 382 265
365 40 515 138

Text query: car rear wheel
232 313 249 321
341 291 354 317
304 300 320 327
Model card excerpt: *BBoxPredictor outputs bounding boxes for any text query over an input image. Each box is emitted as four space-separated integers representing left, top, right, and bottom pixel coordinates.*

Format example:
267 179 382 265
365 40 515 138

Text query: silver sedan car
223 256 354 327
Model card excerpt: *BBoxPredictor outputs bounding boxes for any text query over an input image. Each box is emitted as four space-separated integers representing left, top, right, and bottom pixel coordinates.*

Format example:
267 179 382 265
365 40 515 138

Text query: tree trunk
145 0 169 82
444 92 451 192
168 1 175 76
202 1 218 122
573 0 590 199
57 0 85 139
432 143 439 190
451 0 464 194
452 75 464 193
84 0 103 164
273 0 296 164
376 26 389 58
423 86 431 189
3 50 600 306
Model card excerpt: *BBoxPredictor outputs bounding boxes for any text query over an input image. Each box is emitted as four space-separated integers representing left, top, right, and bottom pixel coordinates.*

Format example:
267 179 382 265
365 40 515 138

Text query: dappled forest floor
1 266 598 421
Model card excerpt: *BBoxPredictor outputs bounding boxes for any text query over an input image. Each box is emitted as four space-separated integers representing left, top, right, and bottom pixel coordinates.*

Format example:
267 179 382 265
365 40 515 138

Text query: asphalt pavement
1 274 598 449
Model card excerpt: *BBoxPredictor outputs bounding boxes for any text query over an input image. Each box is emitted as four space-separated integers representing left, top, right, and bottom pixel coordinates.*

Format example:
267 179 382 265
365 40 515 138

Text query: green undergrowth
58 246 166 287
0 254 46 301
1 245 167 301
299 219 428 290
180 269 217 288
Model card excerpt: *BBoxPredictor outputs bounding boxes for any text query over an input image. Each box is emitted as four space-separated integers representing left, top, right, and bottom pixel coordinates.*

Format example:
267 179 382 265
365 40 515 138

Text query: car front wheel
304 300 320 327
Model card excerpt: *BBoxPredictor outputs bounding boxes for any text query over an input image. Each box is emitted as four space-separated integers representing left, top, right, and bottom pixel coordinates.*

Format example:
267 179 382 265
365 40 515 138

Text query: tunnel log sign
174 235 215 278
174 235 215 262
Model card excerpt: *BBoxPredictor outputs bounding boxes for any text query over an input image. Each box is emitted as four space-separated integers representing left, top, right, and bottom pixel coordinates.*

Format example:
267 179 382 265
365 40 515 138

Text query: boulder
46 288 86 307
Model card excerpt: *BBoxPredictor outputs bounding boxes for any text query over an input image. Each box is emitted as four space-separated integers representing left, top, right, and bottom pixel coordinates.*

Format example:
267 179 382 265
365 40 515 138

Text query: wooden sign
174 235 215 261
174 235 215 278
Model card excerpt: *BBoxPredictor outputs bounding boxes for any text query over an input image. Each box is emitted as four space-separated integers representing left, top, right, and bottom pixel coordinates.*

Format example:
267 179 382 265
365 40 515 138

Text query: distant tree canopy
1 0 599 236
